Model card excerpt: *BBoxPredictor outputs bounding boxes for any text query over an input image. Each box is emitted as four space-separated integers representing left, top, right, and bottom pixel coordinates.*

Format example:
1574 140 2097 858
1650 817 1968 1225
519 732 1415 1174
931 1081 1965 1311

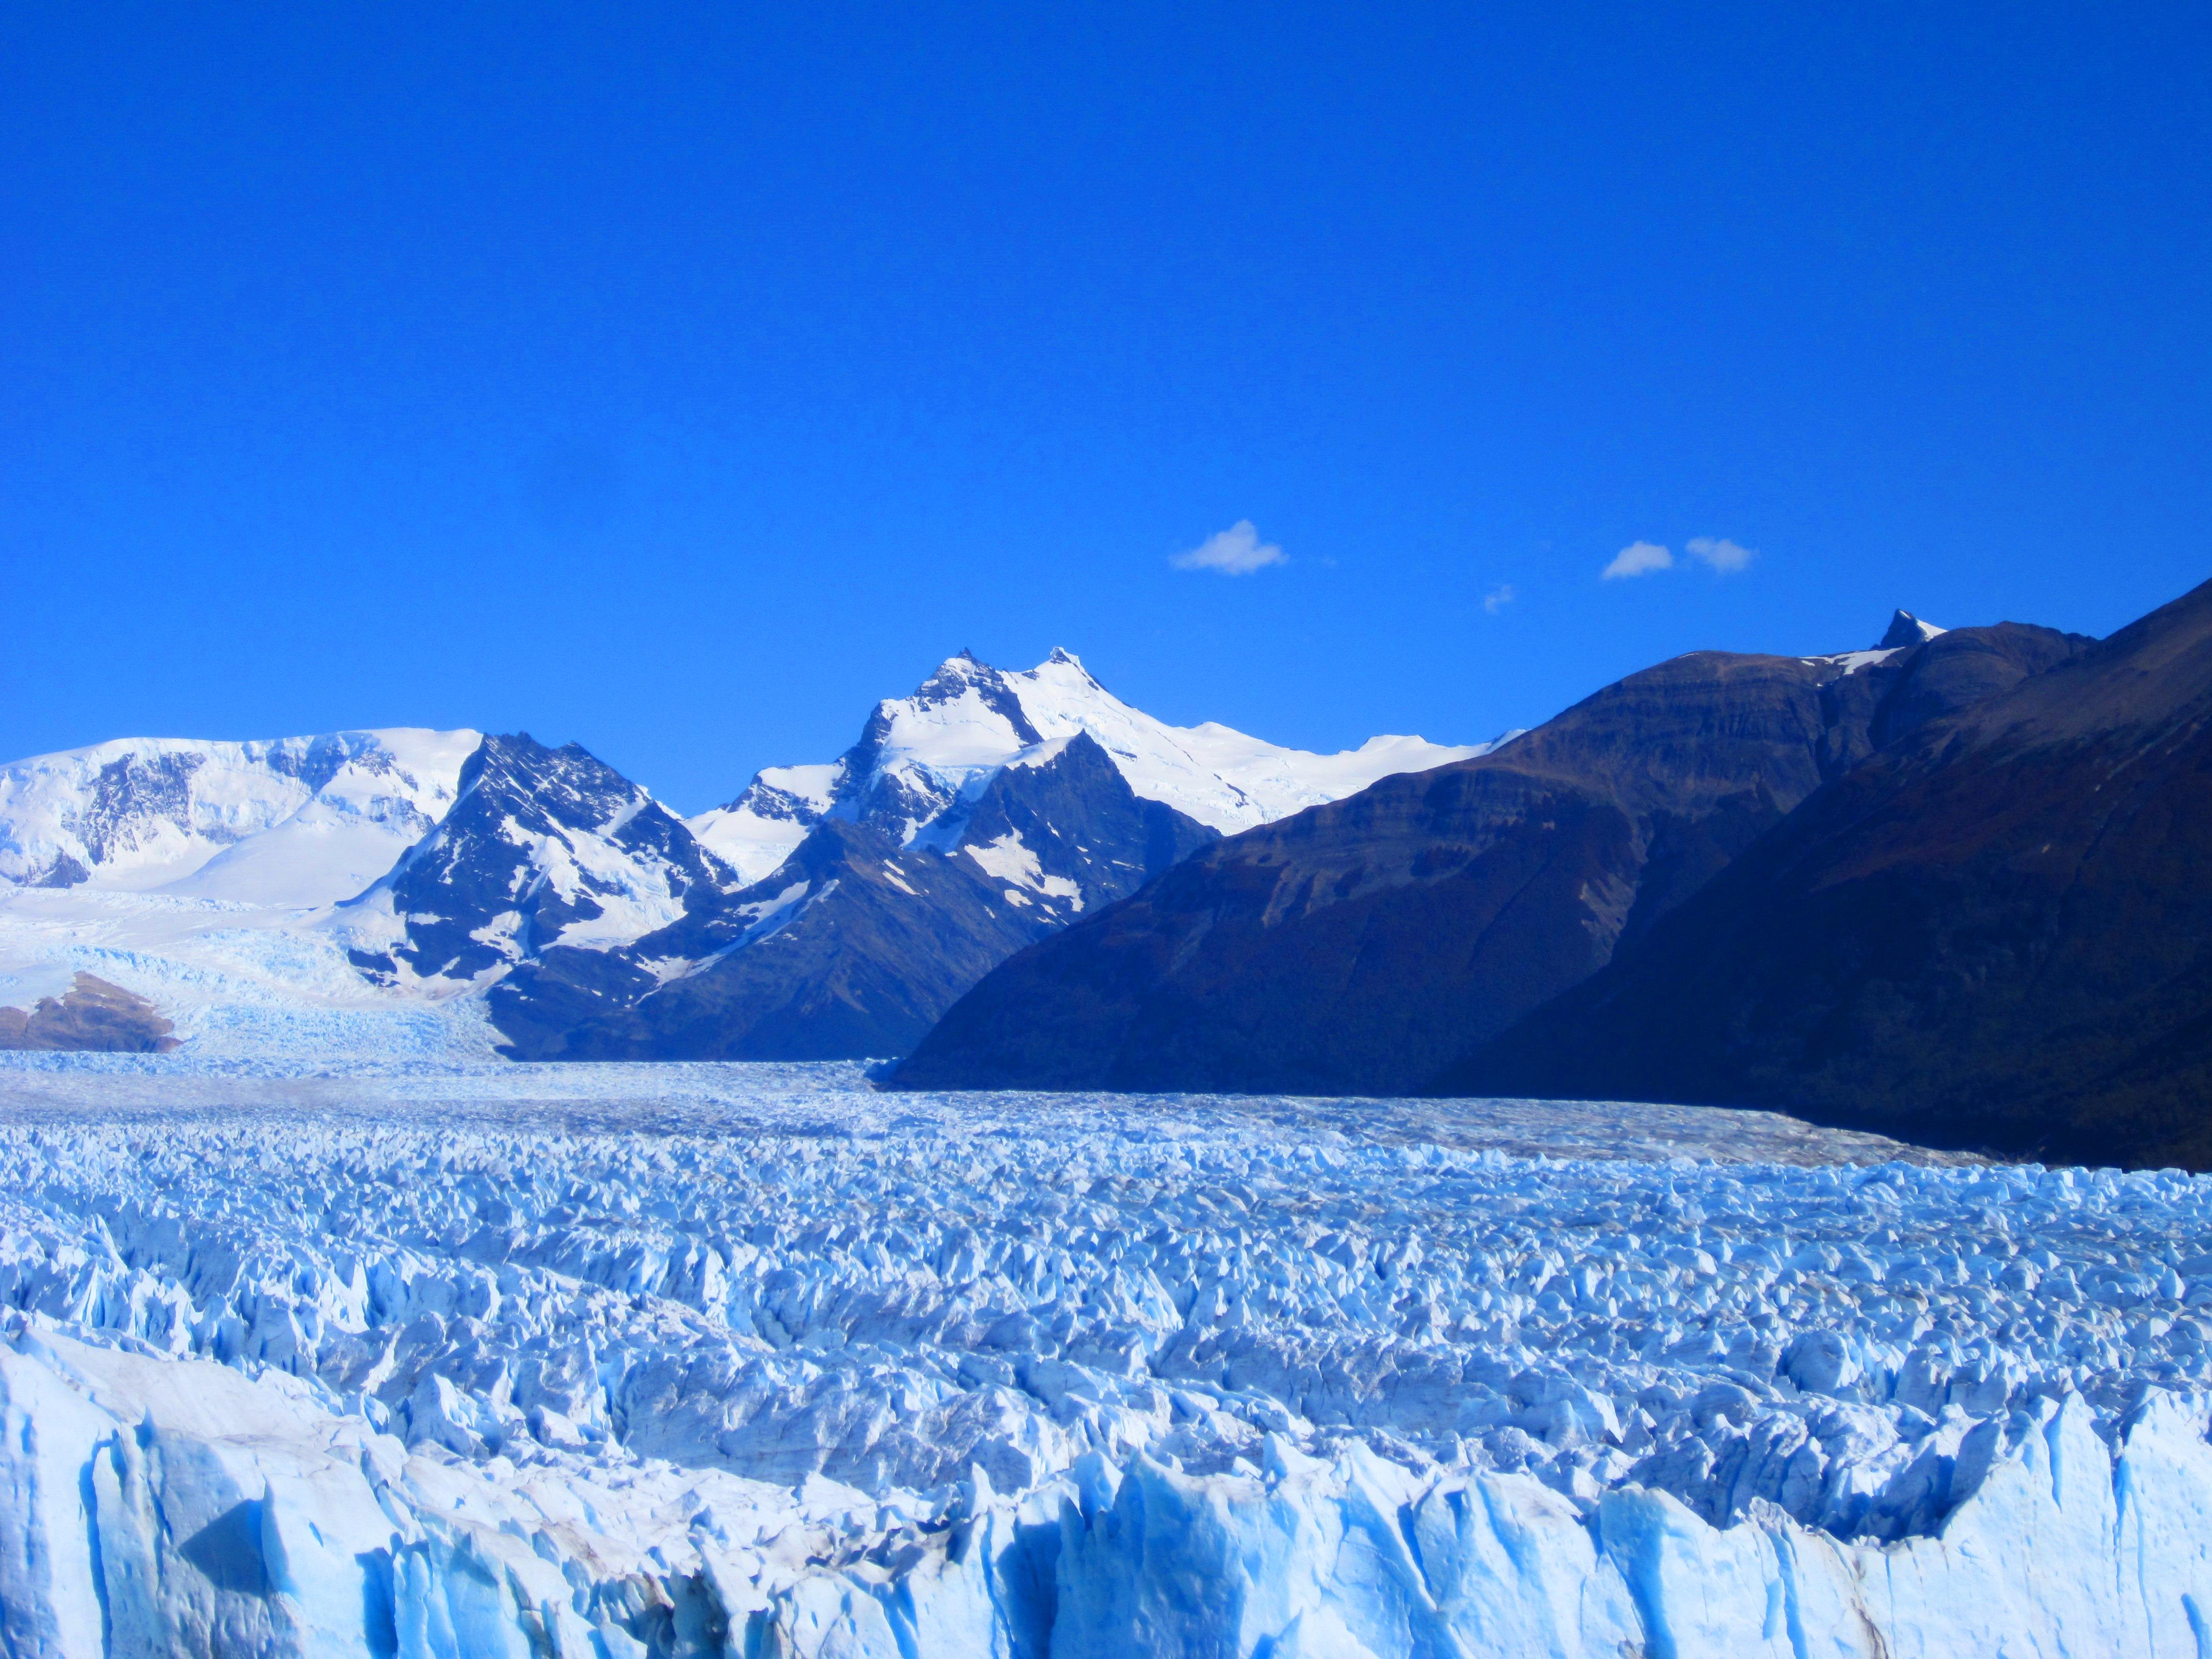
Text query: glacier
2 1056 2211 1656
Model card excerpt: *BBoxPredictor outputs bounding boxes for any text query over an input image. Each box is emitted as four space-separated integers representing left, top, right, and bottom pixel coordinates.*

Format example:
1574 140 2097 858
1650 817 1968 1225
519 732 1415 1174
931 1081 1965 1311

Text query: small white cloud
1602 541 1674 580
1483 583 1517 614
1687 536 1755 572
1171 520 1286 576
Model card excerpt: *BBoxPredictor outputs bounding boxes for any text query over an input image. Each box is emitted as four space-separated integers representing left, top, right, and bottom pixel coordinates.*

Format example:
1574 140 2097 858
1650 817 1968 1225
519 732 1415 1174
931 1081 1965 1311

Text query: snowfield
3 1059 2210 1657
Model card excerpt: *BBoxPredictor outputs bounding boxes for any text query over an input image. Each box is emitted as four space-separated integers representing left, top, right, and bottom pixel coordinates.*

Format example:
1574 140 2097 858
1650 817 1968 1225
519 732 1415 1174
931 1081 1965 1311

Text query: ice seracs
2 1057 2210 1656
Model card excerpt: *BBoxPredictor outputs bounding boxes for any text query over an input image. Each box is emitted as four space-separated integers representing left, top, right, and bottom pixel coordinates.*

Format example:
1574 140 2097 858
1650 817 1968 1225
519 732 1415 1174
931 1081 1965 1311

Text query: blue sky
6 3 2207 811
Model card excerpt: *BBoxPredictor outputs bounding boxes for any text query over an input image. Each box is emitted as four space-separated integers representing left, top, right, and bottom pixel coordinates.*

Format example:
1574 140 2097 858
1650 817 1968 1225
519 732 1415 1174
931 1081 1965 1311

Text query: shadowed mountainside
494 731 1215 1060
1440 577 2212 1170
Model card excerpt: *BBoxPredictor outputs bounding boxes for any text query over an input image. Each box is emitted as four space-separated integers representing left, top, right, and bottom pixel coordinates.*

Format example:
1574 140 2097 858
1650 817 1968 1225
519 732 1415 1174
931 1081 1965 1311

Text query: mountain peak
1046 647 1083 667
914 649 999 693
1878 610 1947 650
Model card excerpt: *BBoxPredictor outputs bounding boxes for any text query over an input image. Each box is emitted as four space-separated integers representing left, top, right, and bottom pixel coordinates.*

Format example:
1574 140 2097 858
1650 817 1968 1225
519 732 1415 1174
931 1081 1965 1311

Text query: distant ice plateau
3 1057 2210 1656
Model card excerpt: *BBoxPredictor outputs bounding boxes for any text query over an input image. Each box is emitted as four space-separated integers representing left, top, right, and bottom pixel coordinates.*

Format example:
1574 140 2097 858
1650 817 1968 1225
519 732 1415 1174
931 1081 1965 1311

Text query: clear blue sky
6 4 2207 811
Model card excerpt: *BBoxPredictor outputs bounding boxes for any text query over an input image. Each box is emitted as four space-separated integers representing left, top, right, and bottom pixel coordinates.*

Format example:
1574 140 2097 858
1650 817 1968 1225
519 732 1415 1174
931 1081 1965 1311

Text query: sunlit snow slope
0 730 480 900
2 1057 2210 1656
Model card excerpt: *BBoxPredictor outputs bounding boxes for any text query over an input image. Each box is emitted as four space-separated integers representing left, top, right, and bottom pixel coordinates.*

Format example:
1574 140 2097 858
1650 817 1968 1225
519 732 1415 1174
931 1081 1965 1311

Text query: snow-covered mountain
0 729 479 903
0 656 1491 1060
491 729 1218 1059
481 651 1489 1060
691 649 1494 884
901 612 2116 1099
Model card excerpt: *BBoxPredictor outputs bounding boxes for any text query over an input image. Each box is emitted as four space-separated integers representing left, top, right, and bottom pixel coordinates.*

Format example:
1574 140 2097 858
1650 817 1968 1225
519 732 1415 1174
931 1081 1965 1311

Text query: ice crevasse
3 1068 2212 1655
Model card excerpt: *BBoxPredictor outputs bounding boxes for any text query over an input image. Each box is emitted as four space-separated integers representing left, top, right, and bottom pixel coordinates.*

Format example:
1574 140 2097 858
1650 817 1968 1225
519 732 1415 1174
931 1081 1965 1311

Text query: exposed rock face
493 731 1216 1059
0 973 178 1052
1442 578 2212 1170
341 733 736 987
23 853 89 889
895 620 2090 1096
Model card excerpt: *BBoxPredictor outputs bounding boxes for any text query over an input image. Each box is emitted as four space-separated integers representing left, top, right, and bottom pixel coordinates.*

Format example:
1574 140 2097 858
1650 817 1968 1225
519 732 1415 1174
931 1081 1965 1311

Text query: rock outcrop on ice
898 616 2091 1097
3 1056 2212 1655
0 972 175 1052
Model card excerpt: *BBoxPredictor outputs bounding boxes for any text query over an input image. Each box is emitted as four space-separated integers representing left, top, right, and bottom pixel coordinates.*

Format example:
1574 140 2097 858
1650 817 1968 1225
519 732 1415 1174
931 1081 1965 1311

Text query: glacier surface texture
2 1057 2210 1656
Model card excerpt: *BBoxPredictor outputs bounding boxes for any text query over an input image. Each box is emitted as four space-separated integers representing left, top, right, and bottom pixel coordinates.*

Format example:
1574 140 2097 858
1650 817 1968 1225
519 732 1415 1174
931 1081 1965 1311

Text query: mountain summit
689 650 1493 884
1879 609 1947 649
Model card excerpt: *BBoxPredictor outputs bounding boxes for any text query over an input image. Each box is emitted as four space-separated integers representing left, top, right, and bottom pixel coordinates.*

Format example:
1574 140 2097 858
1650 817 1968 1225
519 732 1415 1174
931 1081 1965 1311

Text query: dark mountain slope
1441 579 2212 1169
895 619 2088 1096
494 731 1215 1059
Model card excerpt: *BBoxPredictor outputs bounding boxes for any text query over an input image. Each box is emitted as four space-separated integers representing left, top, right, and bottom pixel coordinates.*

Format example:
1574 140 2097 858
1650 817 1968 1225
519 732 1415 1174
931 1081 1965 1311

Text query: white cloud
1687 536 1755 572
1483 583 1517 614
1171 520 1286 576
1602 541 1674 580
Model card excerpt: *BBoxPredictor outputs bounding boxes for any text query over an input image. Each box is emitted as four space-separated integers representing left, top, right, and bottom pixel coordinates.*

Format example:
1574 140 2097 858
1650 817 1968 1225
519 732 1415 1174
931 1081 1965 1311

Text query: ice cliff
2 1059 2210 1655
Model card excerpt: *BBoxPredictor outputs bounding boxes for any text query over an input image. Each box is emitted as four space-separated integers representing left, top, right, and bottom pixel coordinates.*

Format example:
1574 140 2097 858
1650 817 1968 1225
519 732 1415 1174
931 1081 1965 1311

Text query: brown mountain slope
1440 577 2212 1169
894 619 2086 1095
0 973 178 1053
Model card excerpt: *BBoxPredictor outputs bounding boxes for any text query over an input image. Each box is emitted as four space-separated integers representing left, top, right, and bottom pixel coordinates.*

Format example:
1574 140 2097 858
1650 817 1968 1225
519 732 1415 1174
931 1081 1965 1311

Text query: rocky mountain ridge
490 728 1218 1059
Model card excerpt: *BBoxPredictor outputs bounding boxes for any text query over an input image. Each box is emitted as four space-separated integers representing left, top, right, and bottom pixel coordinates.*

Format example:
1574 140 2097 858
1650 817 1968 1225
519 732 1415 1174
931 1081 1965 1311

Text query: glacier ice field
2 1056 2211 1656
